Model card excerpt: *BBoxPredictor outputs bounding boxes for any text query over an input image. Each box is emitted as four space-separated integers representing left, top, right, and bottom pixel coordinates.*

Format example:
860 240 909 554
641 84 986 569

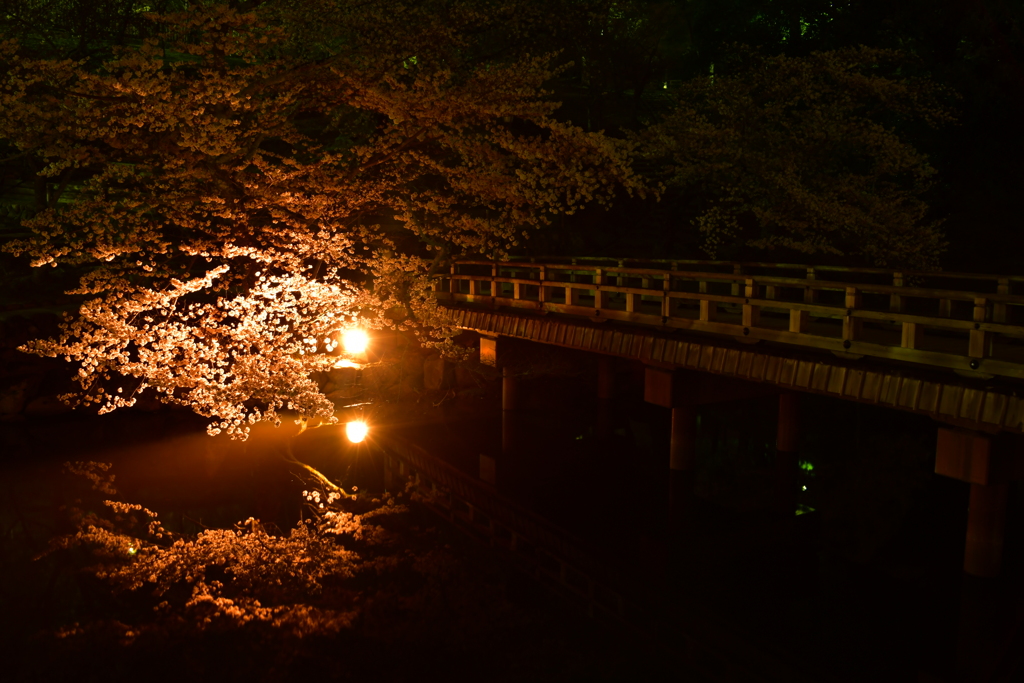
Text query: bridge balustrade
433 259 1024 381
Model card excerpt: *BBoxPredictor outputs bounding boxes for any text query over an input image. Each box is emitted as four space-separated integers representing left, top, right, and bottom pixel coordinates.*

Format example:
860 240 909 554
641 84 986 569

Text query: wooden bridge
429 256 1024 583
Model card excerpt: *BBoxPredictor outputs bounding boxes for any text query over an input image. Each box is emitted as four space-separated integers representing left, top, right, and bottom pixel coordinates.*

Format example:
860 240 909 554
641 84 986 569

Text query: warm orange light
341 328 369 355
345 420 369 443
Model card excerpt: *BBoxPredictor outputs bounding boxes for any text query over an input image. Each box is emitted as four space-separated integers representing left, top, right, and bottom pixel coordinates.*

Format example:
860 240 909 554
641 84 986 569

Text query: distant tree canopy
638 46 954 269
540 0 1020 271
0 0 641 437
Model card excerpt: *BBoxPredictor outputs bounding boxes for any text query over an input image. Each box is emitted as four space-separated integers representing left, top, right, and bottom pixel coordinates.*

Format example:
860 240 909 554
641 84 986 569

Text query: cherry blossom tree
0 1 641 437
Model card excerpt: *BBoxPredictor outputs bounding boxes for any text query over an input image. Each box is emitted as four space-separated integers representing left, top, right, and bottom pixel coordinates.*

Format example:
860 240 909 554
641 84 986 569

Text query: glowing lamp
346 420 369 443
341 328 369 355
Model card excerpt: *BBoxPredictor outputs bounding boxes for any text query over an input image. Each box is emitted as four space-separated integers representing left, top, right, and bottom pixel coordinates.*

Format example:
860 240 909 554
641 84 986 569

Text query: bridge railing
505 255 1024 297
432 260 1024 381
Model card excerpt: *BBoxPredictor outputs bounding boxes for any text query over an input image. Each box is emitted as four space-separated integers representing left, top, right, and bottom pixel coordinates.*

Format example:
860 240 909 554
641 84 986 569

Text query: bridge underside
444 305 1024 435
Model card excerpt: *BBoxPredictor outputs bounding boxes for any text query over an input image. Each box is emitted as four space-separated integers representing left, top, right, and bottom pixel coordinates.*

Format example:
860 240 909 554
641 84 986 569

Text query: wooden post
594 269 605 310
789 308 809 334
597 357 614 401
934 427 1023 578
662 274 672 318
901 322 924 349
890 272 905 313
970 298 989 358
731 264 743 296
670 405 698 525
450 264 458 296
501 366 522 475
479 336 498 366
597 357 614 438
538 266 548 304
949 429 1024 681
774 393 799 517
643 368 698 526
742 278 760 328
843 287 862 341
804 267 818 304
700 299 716 322
964 482 1009 578
502 365 519 411
994 278 1009 323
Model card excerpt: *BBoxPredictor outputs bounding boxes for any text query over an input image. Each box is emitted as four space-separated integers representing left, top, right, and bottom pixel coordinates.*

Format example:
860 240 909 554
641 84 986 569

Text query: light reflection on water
0 375 678 558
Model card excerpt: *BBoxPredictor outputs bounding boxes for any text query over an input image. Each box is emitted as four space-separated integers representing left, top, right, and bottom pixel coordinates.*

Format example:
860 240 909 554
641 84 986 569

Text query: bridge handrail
434 259 1024 382
448 264 1024 306
498 255 1024 287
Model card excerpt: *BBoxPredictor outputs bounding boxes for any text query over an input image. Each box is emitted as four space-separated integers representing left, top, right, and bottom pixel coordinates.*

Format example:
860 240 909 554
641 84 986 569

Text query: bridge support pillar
964 481 1009 578
501 366 522 463
645 367 700 524
597 357 614 438
670 405 698 524
481 336 523 485
932 429 1024 682
502 365 520 412
934 427 1023 578
480 335 496 366
774 393 800 517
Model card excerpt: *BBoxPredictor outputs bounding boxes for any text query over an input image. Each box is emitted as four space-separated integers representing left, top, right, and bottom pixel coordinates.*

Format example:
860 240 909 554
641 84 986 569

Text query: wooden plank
936 428 993 484
898 378 922 411
811 363 831 392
